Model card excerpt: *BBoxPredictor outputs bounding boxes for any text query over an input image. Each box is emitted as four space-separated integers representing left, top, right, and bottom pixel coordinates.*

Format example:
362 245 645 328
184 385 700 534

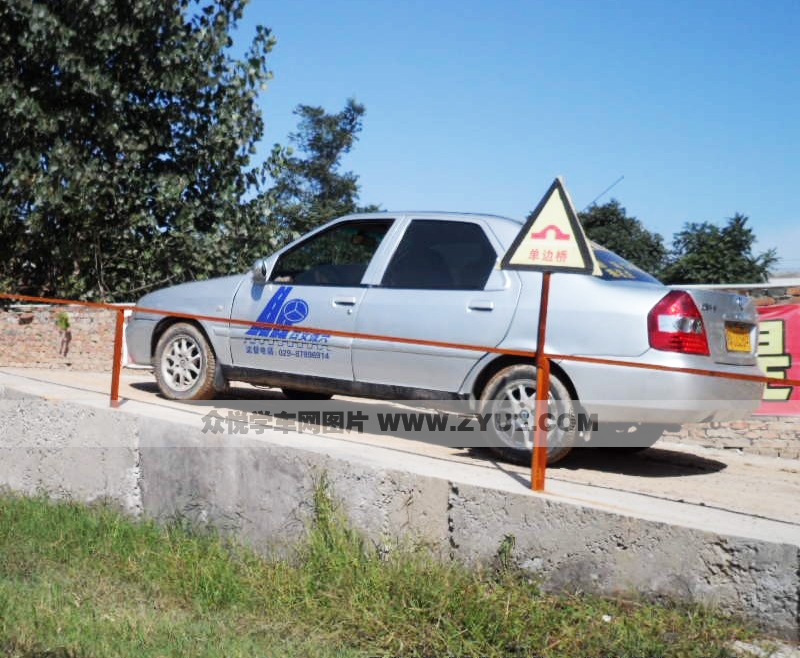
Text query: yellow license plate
725 324 752 352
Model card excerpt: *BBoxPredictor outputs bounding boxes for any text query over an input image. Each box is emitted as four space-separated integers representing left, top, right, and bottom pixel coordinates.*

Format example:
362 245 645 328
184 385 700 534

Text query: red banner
755 304 800 416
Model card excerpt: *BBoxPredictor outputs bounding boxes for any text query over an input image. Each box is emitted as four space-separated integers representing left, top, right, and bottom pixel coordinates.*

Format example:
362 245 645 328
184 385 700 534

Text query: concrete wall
0 385 797 640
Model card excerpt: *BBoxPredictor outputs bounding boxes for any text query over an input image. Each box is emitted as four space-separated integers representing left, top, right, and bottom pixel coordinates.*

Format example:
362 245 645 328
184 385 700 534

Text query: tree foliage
0 0 277 301
660 213 777 284
577 200 667 275
268 98 377 241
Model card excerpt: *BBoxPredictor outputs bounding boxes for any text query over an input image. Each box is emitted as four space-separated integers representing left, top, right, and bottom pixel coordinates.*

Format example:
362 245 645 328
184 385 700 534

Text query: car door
229 218 395 381
352 218 521 392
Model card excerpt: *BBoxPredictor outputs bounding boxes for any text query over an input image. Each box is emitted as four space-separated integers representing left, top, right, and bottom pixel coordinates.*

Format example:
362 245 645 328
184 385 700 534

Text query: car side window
271 220 393 286
381 220 497 290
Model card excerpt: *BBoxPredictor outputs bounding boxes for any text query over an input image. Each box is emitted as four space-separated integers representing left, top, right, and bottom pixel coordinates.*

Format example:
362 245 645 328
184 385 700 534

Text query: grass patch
0 486 752 658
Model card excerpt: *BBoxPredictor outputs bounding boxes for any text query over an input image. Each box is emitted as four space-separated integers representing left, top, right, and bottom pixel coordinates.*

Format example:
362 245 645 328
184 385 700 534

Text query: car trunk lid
681 289 759 366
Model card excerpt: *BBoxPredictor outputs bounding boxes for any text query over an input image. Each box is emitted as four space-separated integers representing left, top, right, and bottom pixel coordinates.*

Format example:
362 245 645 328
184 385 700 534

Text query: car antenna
581 175 624 211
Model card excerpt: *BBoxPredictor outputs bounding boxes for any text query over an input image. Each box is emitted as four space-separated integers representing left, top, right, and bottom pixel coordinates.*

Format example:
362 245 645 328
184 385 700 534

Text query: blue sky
234 0 800 270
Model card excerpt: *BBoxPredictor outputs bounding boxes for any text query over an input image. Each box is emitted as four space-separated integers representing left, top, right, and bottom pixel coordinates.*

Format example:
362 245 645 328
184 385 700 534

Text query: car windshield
592 245 662 284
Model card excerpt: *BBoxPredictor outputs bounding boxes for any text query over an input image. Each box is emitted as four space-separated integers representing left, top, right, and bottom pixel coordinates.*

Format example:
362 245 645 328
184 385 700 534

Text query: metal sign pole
532 271 552 491
110 309 125 407
499 178 596 491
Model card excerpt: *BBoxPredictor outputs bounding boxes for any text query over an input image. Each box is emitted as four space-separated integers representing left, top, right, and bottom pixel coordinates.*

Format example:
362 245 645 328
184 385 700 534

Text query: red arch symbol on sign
531 224 571 240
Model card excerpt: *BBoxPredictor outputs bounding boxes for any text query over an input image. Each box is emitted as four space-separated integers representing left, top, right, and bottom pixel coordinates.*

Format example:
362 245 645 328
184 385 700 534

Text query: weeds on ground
0 485 751 657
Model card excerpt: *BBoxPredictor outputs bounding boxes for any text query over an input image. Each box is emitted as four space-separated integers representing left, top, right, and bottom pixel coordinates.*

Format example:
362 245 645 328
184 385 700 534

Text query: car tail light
648 291 710 356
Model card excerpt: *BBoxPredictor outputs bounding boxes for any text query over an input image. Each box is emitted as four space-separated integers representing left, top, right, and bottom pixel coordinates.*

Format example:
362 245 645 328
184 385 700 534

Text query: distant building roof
681 277 800 290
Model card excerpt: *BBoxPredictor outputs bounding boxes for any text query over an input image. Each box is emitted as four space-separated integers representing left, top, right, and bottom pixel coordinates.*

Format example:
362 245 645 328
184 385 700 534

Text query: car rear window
593 247 661 284
381 220 497 290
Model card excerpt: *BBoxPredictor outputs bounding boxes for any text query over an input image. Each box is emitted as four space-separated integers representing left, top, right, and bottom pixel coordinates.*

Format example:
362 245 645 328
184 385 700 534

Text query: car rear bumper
561 356 765 424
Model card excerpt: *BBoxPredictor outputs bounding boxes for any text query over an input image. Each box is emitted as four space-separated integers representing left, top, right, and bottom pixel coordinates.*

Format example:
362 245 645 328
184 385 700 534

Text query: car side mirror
252 258 269 284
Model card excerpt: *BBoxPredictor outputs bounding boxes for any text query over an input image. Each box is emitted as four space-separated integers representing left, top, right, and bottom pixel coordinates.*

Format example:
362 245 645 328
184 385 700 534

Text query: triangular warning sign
502 177 594 274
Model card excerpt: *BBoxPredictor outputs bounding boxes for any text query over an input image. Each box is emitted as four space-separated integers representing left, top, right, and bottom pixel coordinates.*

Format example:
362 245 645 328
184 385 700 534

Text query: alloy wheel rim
491 378 565 451
162 335 202 392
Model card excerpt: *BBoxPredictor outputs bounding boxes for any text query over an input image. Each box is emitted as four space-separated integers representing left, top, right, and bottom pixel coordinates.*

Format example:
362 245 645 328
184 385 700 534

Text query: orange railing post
109 308 125 407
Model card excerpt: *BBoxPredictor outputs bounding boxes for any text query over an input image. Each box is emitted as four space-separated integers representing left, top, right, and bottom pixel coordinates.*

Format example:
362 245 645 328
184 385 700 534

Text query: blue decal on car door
246 286 295 337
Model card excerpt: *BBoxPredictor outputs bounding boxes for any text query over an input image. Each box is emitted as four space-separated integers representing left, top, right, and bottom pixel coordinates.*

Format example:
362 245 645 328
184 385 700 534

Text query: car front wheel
479 364 578 465
154 322 219 401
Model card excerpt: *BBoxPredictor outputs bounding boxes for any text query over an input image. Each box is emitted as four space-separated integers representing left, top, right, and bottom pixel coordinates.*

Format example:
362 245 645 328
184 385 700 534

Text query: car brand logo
282 298 309 324
735 296 747 310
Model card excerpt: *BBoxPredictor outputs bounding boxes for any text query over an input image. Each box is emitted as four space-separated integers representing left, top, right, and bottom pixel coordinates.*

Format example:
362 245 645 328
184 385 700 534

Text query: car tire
479 364 577 465
281 388 333 401
154 322 219 401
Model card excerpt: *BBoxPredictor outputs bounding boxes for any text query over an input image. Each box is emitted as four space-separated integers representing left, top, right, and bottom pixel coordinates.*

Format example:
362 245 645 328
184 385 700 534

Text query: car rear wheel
479 364 577 465
154 322 219 401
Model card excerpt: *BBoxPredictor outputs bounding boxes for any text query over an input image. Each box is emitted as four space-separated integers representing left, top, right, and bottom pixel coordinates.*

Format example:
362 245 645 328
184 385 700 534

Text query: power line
582 175 624 212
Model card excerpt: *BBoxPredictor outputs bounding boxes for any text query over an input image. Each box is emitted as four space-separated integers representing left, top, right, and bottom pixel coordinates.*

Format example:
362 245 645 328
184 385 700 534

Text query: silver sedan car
126 212 764 463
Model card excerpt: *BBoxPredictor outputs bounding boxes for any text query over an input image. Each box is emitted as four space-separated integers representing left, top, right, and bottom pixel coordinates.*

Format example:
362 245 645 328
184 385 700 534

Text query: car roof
340 211 525 228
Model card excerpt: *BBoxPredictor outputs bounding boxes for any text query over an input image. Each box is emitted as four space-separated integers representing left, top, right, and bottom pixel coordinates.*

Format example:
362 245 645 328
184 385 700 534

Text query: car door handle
332 296 357 307
468 300 494 312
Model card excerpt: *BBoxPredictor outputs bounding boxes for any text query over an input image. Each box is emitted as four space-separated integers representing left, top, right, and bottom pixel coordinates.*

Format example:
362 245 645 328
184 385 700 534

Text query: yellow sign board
502 178 594 274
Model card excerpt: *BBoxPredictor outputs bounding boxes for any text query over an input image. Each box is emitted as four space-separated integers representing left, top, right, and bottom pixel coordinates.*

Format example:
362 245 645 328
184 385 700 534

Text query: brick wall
751 285 800 307
663 418 800 459
0 304 128 371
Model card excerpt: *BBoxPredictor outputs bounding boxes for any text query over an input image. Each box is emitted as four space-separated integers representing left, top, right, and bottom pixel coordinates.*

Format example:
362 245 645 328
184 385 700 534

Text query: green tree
0 0 277 301
576 200 667 275
661 213 778 284
268 98 377 241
